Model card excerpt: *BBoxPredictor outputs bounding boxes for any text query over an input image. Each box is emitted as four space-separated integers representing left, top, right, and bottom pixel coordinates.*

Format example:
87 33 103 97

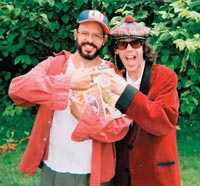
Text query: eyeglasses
115 40 144 50
77 31 104 41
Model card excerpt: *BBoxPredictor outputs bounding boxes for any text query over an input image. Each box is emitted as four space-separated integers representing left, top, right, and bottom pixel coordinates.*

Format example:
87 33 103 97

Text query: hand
104 71 128 95
70 94 88 120
70 62 92 91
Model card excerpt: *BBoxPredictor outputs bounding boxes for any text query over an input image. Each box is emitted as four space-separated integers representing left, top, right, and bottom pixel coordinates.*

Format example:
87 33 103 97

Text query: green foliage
0 115 33 145
148 0 200 124
0 0 199 127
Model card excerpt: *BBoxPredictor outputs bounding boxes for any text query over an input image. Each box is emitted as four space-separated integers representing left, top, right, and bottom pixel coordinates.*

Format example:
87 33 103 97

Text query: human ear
74 29 78 40
103 35 108 43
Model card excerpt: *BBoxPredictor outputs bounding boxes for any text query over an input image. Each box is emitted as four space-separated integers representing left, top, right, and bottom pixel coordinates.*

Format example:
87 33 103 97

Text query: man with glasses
8 10 132 186
106 16 180 186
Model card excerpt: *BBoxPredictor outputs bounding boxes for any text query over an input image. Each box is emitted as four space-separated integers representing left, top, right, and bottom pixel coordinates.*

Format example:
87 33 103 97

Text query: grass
0 116 200 186
0 143 41 186
177 121 200 186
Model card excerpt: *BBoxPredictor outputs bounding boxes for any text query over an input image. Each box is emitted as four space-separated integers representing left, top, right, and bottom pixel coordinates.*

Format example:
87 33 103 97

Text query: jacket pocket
157 160 175 166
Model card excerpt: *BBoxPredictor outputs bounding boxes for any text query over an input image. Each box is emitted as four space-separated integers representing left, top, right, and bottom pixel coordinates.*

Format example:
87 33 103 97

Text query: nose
127 43 133 50
86 34 94 42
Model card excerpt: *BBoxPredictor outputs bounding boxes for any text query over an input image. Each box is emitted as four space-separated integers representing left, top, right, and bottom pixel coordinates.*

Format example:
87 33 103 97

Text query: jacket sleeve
8 56 71 110
71 105 132 143
116 68 179 136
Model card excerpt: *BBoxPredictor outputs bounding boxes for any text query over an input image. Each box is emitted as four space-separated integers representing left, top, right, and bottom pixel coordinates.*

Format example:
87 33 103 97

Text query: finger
78 94 85 101
70 95 80 102
103 70 116 78
90 71 101 76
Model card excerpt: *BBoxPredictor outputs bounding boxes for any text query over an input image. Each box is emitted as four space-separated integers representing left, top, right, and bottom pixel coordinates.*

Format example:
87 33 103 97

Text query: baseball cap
110 16 149 40
77 10 109 34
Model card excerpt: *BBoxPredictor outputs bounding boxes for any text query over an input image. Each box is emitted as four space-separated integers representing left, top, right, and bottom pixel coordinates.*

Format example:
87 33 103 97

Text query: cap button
125 16 135 23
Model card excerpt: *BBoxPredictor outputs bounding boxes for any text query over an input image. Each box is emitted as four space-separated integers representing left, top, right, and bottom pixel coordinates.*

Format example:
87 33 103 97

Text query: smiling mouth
126 55 136 60
83 43 97 50
85 44 94 50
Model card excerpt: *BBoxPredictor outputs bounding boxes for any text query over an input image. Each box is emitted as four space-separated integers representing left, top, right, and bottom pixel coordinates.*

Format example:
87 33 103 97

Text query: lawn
0 143 41 186
177 121 200 186
0 116 200 186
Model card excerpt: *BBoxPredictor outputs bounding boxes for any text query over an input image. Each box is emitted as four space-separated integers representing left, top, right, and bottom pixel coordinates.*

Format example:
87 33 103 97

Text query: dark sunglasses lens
117 40 142 50
117 42 128 49
130 40 142 49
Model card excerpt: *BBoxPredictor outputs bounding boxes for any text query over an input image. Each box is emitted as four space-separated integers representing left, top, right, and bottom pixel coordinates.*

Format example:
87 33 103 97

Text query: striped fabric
110 16 149 39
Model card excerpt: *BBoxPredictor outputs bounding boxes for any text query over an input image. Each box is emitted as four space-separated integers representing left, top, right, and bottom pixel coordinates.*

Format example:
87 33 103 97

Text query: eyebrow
78 30 104 35
77 25 104 35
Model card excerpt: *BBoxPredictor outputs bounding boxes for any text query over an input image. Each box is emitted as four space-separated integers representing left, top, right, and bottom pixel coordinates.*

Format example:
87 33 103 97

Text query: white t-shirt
126 63 145 90
45 55 104 174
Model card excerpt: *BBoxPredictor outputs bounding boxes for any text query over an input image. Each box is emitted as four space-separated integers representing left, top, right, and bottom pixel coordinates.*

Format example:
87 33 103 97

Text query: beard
76 39 102 60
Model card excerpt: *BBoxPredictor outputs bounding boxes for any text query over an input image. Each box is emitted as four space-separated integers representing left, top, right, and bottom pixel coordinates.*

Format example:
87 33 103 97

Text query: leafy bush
0 0 199 128
149 0 200 126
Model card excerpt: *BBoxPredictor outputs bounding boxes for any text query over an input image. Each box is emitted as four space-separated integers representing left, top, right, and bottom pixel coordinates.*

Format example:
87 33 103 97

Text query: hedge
0 0 199 127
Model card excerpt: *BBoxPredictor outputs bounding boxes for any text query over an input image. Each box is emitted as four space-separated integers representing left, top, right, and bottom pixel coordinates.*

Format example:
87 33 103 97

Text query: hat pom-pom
125 16 135 23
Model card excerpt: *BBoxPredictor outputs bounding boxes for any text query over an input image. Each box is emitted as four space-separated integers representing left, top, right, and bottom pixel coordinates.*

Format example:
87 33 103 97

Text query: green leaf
185 39 196 52
0 28 6 36
54 41 60 51
192 97 198 106
7 33 19 43
6 5 14 12
189 53 197 66
76 0 86 8
102 0 110 8
184 80 194 88
161 50 170 63
173 39 185 51
187 68 196 76
15 106 23 115
1 50 9 57
14 55 32 65
159 32 171 41
61 15 70 24
180 101 195 115
181 90 190 97
179 49 188 72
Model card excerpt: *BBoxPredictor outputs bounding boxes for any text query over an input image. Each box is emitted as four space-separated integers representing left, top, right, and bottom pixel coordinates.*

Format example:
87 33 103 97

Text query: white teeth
85 44 93 49
126 55 135 59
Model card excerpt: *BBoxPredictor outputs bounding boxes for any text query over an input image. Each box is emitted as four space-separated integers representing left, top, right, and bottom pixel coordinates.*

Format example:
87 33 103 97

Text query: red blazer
114 64 180 186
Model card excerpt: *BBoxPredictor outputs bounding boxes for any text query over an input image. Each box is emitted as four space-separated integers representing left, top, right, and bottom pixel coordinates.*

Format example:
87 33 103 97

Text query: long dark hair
108 38 158 70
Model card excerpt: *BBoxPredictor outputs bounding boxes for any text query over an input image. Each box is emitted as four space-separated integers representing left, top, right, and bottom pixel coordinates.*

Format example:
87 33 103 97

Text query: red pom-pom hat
110 16 149 40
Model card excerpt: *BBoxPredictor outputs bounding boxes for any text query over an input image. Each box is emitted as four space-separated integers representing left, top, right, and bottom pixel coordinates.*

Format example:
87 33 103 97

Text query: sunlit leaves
3 104 23 117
